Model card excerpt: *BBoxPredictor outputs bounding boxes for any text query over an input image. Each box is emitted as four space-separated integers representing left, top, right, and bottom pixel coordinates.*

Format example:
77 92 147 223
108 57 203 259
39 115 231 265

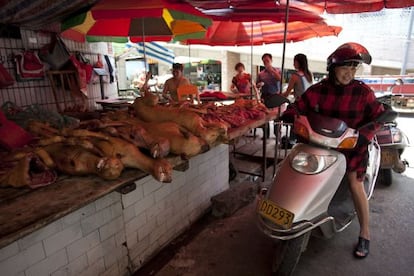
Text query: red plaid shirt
296 78 385 180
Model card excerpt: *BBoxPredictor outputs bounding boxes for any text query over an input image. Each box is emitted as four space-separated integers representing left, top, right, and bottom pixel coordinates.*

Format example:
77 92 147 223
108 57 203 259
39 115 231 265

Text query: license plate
381 149 396 168
257 199 294 229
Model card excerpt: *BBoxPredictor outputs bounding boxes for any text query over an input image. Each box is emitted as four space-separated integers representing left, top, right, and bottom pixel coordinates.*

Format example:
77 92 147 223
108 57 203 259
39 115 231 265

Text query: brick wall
0 144 229 276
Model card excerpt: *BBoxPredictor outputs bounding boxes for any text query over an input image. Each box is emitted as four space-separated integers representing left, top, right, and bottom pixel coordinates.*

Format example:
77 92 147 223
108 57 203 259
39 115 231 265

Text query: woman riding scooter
295 42 386 258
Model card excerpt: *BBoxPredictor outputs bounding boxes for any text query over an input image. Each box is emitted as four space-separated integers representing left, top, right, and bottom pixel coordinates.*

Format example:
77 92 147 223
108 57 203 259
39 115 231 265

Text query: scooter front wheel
272 232 311 276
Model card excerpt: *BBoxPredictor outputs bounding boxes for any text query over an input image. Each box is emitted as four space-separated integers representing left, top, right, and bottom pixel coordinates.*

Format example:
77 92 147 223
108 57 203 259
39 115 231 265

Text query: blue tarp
126 41 175 66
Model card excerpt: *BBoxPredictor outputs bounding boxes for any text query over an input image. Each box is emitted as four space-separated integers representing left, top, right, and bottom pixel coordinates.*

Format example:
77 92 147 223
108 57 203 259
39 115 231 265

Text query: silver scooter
256 95 397 276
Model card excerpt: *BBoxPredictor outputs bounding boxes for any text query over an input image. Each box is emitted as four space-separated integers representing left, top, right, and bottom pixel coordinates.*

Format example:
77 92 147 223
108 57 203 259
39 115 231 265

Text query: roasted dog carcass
79 118 170 159
102 111 209 159
42 143 124 180
26 120 173 182
89 136 172 183
132 92 227 145
0 150 57 189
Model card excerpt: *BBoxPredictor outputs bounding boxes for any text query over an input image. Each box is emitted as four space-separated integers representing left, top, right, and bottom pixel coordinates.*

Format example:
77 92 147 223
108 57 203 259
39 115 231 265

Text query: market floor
134 131 414 276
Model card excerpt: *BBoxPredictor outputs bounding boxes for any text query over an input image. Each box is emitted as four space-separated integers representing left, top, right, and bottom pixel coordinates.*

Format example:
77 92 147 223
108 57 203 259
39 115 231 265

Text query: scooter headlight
290 151 337 174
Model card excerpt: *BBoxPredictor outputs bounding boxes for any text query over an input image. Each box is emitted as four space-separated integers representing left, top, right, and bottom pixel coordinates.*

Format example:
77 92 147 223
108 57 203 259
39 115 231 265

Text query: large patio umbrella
185 20 342 46
61 0 212 43
293 0 414 74
295 0 414 14
187 0 324 22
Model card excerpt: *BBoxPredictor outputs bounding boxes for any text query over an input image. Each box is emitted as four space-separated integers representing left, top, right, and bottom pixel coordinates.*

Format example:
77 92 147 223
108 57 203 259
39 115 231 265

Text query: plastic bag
39 34 70 70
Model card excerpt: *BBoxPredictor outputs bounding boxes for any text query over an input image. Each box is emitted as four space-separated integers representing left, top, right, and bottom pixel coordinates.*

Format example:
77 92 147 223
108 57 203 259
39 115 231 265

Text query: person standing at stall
282 53 313 100
256 53 282 100
256 53 282 138
230 62 255 96
162 63 190 102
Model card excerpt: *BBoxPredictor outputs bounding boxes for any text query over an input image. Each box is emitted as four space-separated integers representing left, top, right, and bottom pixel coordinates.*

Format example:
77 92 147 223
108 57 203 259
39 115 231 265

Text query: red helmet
326 42 372 71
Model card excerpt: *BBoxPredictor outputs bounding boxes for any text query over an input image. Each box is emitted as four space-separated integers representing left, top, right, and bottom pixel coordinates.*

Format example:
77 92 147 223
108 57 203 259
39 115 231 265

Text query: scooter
256 95 397 276
375 94 410 186
376 121 410 186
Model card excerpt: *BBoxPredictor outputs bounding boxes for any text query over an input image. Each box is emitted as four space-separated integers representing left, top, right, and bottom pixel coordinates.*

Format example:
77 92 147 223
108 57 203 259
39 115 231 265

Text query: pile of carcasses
0 94 270 189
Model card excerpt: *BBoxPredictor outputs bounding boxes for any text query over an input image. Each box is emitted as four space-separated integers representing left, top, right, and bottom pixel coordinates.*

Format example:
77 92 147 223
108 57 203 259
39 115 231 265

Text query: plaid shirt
296 78 385 180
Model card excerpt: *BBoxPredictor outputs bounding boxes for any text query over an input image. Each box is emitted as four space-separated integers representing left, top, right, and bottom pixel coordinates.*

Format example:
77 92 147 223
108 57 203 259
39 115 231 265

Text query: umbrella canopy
295 0 414 14
0 0 99 30
184 20 342 46
183 0 324 22
61 0 212 43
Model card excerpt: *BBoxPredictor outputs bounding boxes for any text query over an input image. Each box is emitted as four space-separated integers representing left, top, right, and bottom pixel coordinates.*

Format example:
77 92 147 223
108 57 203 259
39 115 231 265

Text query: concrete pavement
135 116 414 276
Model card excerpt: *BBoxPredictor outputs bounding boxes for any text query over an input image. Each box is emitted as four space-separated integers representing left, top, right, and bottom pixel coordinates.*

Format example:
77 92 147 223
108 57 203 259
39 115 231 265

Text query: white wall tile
0 242 45 276
101 261 119 276
110 202 123 221
51 253 88 276
154 184 172 203
103 245 124 271
133 194 155 216
99 216 124 242
142 179 163 197
0 241 19 262
114 230 126 247
137 219 156 242
125 230 138 249
86 236 115 265
129 235 150 262
60 204 96 228
121 184 144 208
145 200 164 222
95 192 120 211
25 248 68 276
125 212 146 236
43 223 83 256
80 206 112 236
66 230 100 262
149 224 167 246
18 219 63 251
122 204 136 223
79 257 105 276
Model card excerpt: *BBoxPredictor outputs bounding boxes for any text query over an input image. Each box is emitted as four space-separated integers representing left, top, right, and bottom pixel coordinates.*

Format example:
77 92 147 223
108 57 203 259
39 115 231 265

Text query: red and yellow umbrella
61 0 212 43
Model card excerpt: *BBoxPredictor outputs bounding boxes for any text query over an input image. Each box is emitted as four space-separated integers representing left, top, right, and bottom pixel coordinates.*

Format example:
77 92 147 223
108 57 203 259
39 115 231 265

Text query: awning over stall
125 42 175 66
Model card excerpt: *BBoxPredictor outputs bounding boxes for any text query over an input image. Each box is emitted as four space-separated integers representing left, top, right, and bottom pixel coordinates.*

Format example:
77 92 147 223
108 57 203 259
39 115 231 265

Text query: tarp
126 41 175 65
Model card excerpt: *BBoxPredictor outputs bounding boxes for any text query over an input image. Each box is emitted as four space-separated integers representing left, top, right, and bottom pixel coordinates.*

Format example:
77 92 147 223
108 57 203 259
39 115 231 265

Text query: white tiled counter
0 144 229 276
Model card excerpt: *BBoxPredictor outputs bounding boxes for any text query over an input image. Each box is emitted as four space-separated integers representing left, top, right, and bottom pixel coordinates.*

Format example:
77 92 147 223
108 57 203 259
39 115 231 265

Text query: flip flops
354 237 370 259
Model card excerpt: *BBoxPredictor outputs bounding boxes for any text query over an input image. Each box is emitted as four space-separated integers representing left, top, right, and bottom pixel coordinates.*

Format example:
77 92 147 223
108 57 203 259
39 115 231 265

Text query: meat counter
0 110 278 275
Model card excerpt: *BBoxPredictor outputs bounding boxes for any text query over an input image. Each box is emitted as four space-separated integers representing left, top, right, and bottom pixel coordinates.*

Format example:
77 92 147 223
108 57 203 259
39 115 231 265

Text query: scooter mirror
264 94 291 108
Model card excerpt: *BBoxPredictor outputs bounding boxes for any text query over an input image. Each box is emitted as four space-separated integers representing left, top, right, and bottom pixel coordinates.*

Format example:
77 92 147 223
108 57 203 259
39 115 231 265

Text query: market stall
0 2 278 275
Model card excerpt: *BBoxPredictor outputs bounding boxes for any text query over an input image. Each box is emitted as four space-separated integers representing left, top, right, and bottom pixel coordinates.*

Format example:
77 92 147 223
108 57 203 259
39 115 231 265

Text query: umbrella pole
141 19 148 71
280 0 290 92
401 8 413 75
250 21 256 99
